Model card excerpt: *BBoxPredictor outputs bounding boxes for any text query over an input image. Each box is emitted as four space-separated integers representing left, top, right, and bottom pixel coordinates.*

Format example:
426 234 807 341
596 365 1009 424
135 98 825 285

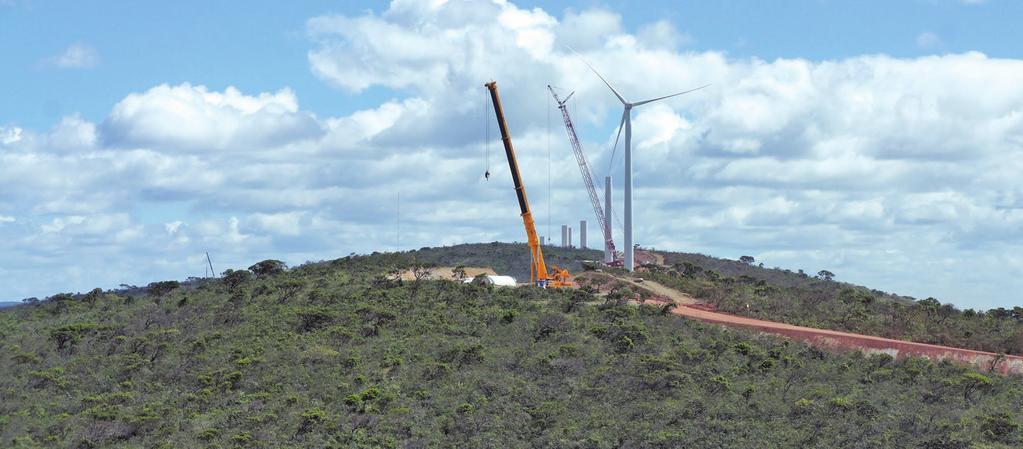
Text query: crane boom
486 81 571 288
547 85 619 265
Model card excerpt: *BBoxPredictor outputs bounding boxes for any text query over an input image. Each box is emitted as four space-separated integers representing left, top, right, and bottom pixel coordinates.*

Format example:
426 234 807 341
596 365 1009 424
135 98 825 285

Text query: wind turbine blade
632 84 711 107
608 110 626 171
567 45 628 105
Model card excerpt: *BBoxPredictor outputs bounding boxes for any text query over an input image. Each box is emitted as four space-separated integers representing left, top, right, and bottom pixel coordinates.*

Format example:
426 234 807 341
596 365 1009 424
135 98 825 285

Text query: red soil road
625 280 1023 375
582 270 1023 374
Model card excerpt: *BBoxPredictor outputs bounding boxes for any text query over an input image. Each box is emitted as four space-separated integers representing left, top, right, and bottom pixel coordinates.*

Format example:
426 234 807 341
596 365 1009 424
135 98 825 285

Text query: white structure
604 176 613 263
568 226 573 248
561 225 568 247
462 275 516 287
580 220 587 249
579 56 707 271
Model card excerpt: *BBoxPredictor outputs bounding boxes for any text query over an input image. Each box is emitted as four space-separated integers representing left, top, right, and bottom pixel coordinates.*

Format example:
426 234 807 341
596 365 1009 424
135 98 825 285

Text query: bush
147 281 180 298
50 322 104 352
980 412 1018 443
222 269 252 289
249 259 287 277
296 307 335 333
533 313 569 341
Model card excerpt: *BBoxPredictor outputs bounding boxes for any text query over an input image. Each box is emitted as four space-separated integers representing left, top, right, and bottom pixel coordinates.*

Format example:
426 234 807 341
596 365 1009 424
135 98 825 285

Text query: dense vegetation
643 251 1023 355
2 246 1022 448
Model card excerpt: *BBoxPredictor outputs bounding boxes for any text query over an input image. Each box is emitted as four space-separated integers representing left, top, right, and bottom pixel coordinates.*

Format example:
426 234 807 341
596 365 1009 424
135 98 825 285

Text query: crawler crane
548 85 623 267
485 81 572 288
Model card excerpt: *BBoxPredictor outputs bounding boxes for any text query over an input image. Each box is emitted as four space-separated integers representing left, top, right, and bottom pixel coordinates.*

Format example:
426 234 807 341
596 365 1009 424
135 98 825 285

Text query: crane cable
548 85 556 246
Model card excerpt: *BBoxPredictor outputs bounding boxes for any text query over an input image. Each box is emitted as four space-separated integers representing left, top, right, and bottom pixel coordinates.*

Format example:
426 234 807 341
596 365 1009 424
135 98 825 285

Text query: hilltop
412 243 1023 356
1 243 1022 448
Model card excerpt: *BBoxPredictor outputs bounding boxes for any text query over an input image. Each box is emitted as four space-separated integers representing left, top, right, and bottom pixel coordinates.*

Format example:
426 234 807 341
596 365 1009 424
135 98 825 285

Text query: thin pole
206 251 215 278
396 191 400 252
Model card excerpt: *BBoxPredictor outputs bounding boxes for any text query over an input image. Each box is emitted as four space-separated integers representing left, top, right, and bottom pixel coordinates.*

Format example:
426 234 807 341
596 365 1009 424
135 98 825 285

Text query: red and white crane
548 85 622 267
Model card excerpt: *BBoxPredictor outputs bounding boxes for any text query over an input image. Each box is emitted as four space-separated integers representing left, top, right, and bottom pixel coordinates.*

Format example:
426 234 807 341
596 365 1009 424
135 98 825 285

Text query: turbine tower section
624 104 633 270
580 220 587 249
604 176 613 263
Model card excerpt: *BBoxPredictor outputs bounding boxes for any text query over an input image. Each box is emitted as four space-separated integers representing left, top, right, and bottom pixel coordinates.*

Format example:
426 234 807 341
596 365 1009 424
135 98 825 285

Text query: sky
1 0 1021 310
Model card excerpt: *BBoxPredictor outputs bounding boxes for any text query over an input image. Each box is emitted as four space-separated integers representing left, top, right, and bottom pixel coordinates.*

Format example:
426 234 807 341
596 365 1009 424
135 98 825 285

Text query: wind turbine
577 53 708 271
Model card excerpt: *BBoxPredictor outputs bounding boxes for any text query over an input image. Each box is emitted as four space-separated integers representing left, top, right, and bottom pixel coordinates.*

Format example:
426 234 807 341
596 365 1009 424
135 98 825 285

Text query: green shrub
249 260 286 277
221 269 252 290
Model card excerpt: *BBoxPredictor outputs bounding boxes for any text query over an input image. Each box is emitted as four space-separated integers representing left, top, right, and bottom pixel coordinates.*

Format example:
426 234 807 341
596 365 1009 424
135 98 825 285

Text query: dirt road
627 278 1023 375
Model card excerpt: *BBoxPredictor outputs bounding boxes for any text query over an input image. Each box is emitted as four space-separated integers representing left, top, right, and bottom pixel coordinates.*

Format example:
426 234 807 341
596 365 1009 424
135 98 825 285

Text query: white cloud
636 20 694 50
248 212 304 236
300 1 1023 308
557 9 622 51
45 43 100 69
165 221 183 234
102 83 323 152
2 1 1023 311
916 31 942 49
0 216 15 223
1 126 22 145
40 215 86 233
47 115 98 152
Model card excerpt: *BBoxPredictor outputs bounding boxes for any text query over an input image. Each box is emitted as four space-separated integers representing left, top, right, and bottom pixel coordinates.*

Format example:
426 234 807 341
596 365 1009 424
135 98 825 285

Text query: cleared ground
398 266 497 281
615 270 1023 375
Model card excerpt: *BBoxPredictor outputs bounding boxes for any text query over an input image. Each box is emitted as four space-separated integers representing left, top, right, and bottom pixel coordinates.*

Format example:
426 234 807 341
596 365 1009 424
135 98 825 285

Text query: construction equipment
548 85 623 267
485 81 572 288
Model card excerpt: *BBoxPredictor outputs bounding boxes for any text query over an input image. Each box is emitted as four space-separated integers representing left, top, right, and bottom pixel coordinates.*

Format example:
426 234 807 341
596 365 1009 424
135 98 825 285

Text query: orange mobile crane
485 81 572 288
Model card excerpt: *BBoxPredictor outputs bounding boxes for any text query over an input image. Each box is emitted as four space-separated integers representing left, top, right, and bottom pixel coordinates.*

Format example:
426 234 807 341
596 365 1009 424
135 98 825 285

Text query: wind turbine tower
578 55 708 271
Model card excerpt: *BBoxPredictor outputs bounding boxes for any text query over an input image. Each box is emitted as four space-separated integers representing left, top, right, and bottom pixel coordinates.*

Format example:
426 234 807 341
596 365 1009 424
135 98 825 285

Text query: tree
248 259 286 277
957 372 992 402
147 281 180 299
452 265 468 282
916 297 941 320
82 288 104 305
411 263 435 282
46 293 75 314
409 262 436 298
739 255 755 265
222 269 252 290
275 280 304 303
817 270 835 281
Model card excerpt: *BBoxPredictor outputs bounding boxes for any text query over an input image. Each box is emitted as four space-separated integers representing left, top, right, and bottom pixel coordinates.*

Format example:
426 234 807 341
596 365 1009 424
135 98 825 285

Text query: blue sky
5 0 1020 128
1 0 1022 310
